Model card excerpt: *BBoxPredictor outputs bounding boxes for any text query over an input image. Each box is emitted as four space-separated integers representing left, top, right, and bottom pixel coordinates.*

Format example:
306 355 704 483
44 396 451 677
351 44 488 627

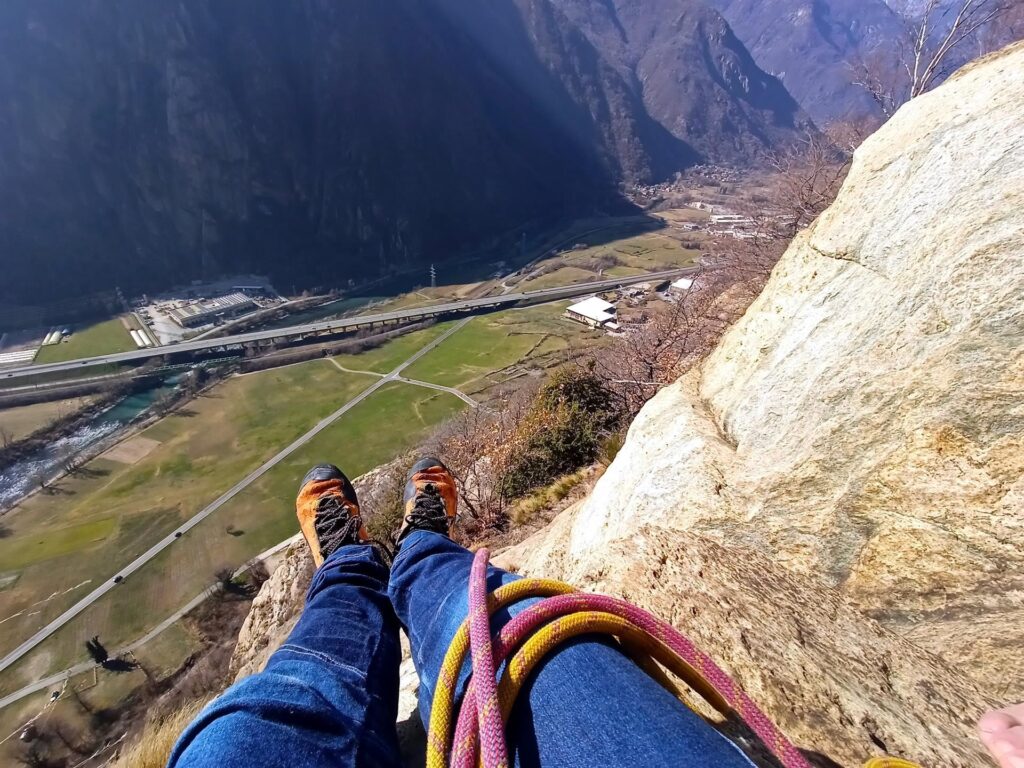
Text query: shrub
501 368 615 499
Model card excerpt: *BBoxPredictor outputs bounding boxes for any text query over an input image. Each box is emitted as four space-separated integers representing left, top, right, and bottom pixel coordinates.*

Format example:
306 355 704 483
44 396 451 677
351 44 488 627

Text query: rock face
506 41 1023 765
230 539 312 682
498 515 996 767
560 41 1024 698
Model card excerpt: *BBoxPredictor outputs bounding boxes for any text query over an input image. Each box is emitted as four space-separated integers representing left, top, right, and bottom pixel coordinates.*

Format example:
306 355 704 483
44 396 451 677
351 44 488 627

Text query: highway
0 318 472 677
0 270 692 382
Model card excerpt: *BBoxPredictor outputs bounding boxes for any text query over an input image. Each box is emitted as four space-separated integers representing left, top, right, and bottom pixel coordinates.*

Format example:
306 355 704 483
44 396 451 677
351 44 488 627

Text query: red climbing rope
427 547 818 768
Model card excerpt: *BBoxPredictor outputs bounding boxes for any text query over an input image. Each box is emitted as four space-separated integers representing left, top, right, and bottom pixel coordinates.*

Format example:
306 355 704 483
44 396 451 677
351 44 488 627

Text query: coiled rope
426 548 921 768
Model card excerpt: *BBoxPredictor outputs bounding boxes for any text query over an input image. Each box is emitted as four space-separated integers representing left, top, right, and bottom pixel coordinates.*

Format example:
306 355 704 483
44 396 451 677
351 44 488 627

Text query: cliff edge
231 42 1024 768
502 40 1023 766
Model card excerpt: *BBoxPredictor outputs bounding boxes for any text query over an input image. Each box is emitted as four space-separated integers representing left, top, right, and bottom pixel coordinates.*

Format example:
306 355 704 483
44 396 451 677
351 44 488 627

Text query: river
0 376 181 510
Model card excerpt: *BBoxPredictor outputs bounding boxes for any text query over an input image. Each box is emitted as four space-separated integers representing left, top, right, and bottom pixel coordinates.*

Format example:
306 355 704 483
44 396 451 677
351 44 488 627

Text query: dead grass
109 698 210 768
509 469 592 527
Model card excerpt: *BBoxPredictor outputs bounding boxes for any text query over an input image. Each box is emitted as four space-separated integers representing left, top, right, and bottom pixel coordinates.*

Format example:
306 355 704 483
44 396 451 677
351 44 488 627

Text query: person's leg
169 465 402 768
169 544 402 768
389 530 756 768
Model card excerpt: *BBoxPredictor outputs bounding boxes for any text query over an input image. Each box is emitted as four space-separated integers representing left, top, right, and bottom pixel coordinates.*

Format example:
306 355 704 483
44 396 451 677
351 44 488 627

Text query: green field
33 318 136 364
0 360 377 664
3 517 117 571
0 396 97 442
0 618 199 748
0 381 465 695
403 302 602 393
0 300 605 703
518 266 601 291
332 322 455 374
516 228 699 293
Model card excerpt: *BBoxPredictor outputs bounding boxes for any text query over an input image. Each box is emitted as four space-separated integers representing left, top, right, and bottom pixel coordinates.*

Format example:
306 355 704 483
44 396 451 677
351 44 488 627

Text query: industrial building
565 296 620 330
168 293 256 329
669 277 694 295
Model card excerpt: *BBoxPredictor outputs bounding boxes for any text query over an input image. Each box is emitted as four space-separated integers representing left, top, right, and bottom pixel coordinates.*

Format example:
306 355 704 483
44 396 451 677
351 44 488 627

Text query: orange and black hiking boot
398 457 458 541
296 464 368 567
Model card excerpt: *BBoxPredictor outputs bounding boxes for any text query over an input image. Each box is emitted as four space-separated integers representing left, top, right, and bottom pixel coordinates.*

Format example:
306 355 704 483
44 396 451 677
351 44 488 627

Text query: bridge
1 270 692 382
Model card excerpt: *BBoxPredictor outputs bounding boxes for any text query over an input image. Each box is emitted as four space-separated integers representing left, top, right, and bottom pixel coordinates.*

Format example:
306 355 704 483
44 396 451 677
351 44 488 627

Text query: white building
168 292 256 328
565 296 620 330
669 277 694 295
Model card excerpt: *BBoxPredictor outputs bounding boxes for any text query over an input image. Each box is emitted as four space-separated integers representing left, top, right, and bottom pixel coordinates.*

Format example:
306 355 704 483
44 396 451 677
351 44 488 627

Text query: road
0 318 472 677
0 270 692 382
0 535 306 711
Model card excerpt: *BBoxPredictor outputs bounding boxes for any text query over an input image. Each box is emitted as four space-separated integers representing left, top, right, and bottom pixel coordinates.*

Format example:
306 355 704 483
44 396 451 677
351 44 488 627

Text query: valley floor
0 209 711 747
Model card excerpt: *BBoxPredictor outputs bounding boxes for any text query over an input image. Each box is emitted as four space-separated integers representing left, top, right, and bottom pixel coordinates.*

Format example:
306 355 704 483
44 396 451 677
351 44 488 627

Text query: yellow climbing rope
427 549 923 768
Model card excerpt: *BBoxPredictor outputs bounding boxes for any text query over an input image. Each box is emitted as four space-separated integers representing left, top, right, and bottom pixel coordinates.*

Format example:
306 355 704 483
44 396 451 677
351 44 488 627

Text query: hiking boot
296 464 368 567
398 457 458 541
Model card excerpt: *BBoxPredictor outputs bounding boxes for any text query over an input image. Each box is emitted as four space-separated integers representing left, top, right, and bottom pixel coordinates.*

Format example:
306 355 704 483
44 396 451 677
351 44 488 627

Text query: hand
980 704 1024 768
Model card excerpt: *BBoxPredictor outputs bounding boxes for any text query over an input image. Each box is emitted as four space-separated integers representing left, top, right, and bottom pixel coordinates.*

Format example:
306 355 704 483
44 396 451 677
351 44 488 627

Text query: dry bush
852 0 1015 117
108 699 210 768
430 387 536 536
430 368 617 539
593 132 852 418
509 469 590 526
360 459 410 544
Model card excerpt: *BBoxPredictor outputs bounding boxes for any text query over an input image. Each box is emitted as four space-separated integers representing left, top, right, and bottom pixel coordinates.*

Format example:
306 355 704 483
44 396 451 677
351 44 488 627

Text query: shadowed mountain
706 0 906 124
0 0 808 305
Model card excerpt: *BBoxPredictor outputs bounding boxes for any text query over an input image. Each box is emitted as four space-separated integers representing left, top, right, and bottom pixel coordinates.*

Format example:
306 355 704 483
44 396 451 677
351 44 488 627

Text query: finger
987 727 1024 759
981 711 1021 734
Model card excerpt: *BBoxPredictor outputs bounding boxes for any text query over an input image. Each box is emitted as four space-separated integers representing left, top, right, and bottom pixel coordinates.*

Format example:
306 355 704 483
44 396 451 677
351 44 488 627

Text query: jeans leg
169 545 402 768
389 531 755 768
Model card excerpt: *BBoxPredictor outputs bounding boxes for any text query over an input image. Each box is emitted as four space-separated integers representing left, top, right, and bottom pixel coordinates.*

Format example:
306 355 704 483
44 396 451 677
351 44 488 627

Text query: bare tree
430 387 537 533
84 636 109 666
763 129 854 239
853 0 1014 117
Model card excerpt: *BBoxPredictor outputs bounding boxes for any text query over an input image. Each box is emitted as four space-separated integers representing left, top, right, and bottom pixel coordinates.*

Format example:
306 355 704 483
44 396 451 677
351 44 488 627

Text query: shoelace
405 483 449 533
314 494 364 559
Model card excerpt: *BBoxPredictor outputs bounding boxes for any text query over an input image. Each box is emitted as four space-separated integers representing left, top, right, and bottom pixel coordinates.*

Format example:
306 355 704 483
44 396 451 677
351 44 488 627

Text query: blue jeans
168 531 755 767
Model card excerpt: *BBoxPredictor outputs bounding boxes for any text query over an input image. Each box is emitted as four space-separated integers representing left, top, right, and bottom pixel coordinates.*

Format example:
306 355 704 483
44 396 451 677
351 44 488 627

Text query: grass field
33 318 136 364
515 228 699 293
0 302 603 701
0 396 97 442
402 302 602 393
0 618 199 747
0 381 465 695
332 322 455 374
517 266 601 291
0 360 377 664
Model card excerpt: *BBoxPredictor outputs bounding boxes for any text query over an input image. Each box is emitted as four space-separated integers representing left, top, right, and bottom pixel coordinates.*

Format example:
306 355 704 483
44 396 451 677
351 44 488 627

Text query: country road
0 318 472 678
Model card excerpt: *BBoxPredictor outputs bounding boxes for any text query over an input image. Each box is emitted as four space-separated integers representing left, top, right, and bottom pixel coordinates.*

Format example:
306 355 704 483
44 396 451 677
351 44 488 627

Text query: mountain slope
0 0 615 304
549 0 810 168
706 0 906 124
0 0 807 306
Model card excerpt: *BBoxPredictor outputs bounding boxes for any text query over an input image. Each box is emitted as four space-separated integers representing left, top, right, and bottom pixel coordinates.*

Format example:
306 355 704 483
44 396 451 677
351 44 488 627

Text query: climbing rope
427 548 921 768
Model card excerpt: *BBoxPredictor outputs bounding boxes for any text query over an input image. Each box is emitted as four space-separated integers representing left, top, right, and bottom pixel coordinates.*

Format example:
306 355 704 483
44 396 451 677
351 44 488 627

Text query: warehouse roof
567 296 615 321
